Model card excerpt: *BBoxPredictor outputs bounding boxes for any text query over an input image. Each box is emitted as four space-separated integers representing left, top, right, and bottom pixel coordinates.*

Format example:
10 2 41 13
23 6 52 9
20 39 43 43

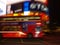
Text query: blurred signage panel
0 1 6 16
30 2 48 12
23 2 29 11
11 2 23 13
11 1 48 12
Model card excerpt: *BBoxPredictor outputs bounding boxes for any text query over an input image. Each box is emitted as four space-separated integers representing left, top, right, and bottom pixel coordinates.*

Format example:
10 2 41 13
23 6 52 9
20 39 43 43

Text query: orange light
30 12 34 15
18 13 21 16
45 15 49 21
35 0 47 5
35 0 47 3
21 13 24 16
7 14 13 16
35 12 39 16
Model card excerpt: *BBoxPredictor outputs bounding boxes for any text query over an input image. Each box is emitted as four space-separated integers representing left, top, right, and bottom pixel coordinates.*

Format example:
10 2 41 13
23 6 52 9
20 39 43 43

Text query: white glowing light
35 31 40 37
24 11 30 16
19 32 26 35
35 31 40 34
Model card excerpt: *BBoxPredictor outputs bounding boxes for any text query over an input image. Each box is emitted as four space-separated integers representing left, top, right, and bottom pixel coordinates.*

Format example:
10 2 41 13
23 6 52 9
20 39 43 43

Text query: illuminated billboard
10 1 48 12
0 1 6 16
0 0 49 16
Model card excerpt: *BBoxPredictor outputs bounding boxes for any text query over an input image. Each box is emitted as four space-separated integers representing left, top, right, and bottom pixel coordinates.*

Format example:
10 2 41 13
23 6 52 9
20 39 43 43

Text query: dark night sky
48 0 60 26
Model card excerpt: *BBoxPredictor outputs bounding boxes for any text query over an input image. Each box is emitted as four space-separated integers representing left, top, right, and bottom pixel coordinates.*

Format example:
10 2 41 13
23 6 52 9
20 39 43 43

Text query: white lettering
30 3 36 9
30 3 48 12
37 4 41 10
41 5 48 11
15 9 22 12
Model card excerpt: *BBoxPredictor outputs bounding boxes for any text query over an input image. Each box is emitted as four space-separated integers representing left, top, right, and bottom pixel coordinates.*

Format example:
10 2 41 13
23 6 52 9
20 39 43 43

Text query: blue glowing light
24 2 30 11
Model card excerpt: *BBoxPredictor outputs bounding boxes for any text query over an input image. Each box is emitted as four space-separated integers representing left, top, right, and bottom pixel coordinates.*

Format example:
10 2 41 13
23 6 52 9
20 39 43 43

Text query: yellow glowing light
13 13 18 16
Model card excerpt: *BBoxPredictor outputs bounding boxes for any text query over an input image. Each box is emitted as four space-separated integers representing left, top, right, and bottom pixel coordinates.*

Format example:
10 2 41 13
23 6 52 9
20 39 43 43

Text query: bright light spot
35 31 40 34
36 23 41 25
35 12 39 15
13 13 18 16
24 11 30 16
19 32 26 35
35 31 40 37
43 7 48 11
35 0 47 3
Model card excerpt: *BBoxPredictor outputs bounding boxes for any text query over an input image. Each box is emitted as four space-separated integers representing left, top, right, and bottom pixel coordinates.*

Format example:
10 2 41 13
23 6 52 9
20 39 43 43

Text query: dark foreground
0 32 60 45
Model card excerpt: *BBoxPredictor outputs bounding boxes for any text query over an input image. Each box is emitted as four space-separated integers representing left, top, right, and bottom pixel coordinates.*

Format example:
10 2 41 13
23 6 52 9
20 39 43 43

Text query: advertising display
9 0 49 16
0 0 49 16
0 1 6 16
10 1 48 13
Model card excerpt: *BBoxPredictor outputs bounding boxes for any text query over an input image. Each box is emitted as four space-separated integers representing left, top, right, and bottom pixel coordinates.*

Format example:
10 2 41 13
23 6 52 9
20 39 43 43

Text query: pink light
36 23 41 25
35 0 47 4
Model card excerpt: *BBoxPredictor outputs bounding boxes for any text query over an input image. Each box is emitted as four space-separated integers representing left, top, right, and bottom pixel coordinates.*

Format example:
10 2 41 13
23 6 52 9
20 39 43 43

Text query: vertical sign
23 2 30 16
23 2 29 11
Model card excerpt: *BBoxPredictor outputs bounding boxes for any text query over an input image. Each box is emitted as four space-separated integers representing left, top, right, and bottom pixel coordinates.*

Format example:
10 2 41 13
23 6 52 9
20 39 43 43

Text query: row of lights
6 11 49 21
6 12 42 16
